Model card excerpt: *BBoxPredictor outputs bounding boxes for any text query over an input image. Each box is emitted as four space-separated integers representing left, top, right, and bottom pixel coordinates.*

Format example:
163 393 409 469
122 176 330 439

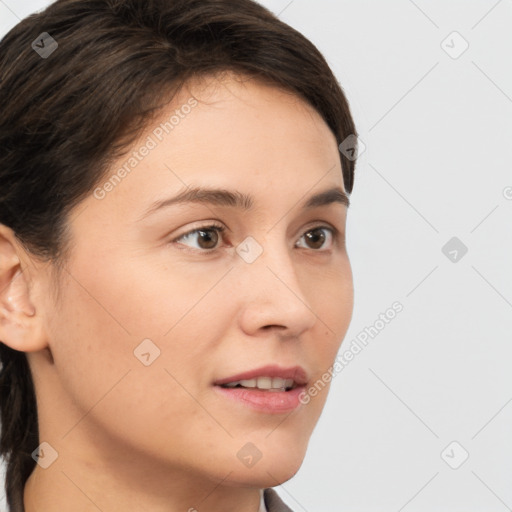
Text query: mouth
219 376 297 392
213 365 308 414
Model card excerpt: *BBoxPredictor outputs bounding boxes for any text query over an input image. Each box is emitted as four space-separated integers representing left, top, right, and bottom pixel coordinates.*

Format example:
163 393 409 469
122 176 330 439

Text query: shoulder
263 488 295 512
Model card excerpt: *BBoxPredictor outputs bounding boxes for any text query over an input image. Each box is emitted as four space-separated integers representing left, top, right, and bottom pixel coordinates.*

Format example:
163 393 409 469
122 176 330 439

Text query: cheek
46 253 229 429
310 254 353 340
86 252 233 341
302 256 353 394
46 274 213 458
46 270 135 411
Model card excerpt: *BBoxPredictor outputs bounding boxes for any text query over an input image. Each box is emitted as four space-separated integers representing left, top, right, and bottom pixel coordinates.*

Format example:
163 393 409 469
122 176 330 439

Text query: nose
235 236 318 338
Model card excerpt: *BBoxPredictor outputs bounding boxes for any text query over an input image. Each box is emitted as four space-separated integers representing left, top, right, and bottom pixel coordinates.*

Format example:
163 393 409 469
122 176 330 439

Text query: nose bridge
238 232 299 293
234 231 317 334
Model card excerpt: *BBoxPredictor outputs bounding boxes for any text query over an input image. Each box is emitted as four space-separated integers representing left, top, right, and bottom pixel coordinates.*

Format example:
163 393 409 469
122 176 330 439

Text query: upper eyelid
173 222 225 240
175 220 336 236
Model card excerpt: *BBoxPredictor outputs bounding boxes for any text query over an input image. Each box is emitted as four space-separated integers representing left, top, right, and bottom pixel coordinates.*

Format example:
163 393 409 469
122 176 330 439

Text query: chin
222 445 307 488
234 461 304 488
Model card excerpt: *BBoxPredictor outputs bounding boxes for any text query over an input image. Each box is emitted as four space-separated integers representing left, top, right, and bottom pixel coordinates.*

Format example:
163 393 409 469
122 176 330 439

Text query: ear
0 224 47 352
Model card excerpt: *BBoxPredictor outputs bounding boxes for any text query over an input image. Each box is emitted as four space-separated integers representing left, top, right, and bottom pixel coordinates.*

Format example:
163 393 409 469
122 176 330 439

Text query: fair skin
0 72 353 512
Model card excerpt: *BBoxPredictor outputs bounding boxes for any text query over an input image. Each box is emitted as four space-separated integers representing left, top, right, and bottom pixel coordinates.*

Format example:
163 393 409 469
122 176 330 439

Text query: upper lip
214 365 308 386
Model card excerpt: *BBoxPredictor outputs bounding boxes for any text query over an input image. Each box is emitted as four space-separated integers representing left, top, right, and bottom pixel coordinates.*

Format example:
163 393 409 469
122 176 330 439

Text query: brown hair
0 0 358 510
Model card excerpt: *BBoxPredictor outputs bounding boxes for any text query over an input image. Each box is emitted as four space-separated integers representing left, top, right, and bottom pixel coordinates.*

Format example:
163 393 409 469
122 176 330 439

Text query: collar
259 488 267 512
262 488 294 512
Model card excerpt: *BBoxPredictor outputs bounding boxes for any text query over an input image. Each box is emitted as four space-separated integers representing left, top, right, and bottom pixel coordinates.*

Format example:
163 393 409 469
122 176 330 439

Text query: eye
172 223 339 253
173 223 226 252
295 226 337 251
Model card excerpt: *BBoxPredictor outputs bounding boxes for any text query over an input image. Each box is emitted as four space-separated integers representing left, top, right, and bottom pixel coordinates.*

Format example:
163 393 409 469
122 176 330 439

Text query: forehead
72 72 344 228
141 71 342 183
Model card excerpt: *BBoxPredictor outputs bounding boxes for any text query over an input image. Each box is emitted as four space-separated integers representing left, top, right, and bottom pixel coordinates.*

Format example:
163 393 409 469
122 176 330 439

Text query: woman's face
31 73 353 489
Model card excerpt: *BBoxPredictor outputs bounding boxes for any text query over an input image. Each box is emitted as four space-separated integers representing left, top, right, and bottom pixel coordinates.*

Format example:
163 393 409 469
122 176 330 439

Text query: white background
1 1 511 511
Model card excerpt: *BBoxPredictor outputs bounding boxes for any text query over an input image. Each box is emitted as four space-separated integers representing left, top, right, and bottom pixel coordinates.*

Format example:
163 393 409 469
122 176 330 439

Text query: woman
0 0 358 510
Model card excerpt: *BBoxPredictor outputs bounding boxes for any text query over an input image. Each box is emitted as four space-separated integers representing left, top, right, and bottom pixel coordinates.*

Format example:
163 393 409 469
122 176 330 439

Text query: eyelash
172 222 341 254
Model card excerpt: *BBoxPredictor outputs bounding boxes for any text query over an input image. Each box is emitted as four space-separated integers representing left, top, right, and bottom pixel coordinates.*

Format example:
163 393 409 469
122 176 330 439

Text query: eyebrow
139 185 350 220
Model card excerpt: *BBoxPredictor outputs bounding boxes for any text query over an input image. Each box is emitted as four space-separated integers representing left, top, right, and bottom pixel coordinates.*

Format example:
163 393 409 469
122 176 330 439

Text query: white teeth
239 379 257 388
272 377 286 388
221 376 295 390
257 376 272 389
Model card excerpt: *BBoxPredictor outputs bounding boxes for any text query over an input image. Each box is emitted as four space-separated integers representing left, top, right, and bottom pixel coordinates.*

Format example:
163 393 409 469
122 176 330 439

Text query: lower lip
214 385 306 414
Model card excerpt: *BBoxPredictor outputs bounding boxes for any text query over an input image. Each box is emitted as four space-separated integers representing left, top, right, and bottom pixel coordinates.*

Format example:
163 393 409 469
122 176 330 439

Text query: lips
214 385 306 413
213 365 309 413
213 365 308 389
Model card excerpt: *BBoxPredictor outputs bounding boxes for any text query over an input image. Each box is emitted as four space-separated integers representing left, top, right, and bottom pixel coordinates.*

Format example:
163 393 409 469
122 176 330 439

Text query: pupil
198 229 218 249
306 228 325 249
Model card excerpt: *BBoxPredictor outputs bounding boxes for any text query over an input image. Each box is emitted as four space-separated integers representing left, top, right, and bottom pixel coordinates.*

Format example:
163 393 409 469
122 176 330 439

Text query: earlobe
0 225 47 352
